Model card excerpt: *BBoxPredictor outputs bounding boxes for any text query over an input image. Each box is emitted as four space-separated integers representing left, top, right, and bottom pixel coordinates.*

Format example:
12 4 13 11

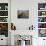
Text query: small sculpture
11 23 16 30
29 25 35 30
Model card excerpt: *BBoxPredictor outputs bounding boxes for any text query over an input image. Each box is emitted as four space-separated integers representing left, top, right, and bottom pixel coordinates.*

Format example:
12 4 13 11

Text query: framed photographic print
17 10 29 19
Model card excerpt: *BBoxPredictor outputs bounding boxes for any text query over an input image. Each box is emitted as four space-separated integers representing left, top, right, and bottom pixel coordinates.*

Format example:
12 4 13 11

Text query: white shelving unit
0 1 9 45
0 3 8 37
38 3 46 37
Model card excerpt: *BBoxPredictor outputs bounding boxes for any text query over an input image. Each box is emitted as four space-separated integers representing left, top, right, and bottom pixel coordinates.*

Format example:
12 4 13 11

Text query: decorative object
38 23 46 28
0 23 8 37
0 11 8 16
0 17 8 22
38 3 46 10
38 17 46 22
38 11 46 16
0 3 8 10
39 29 46 37
42 12 45 15
11 23 16 30
0 6 1 10
29 25 35 30
5 6 8 10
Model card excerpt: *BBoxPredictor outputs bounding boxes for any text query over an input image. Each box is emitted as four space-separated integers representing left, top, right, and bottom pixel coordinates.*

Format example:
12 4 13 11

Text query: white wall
11 0 46 46
11 0 38 30
11 0 46 30
0 0 9 45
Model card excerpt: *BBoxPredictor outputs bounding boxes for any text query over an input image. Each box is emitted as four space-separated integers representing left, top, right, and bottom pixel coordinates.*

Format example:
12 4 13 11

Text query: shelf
0 10 8 11
0 3 8 37
0 16 8 17
38 16 46 17
38 28 46 29
38 3 46 37
0 22 8 23
38 10 46 11
38 22 46 23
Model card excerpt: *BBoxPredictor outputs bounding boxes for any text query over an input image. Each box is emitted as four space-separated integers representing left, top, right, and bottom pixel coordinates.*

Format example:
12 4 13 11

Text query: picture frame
17 10 29 19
